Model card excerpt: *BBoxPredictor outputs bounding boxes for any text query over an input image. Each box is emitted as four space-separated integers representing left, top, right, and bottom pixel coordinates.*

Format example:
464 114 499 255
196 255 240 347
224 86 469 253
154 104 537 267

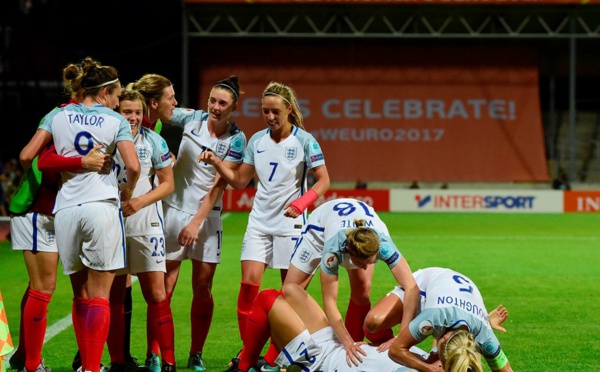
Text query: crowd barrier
222 189 600 213
0 188 597 241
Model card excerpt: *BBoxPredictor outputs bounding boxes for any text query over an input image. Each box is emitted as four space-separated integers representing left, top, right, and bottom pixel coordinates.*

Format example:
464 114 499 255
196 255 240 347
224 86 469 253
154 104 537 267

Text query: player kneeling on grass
228 283 423 372
363 267 513 372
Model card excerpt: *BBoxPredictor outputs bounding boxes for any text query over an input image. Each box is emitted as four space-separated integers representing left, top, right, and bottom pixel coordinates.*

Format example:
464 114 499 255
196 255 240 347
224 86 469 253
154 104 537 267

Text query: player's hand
489 305 508 333
428 360 444 372
198 151 217 165
178 222 201 246
82 145 113 174
122 197 144 217
345 341 367 367
376 336 396 352
283 205 301 218
120 183 134 202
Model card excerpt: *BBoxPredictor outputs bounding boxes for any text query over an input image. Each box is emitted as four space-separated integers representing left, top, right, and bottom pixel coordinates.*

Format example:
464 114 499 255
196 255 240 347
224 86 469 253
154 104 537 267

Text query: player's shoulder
141 127 169 147
249 128 269 141
228 121 246 137
172 108 208 124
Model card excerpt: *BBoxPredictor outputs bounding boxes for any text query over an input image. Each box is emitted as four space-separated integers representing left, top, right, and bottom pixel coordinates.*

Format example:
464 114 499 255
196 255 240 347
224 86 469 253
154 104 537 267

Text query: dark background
3 0 600 166
0 0 183 162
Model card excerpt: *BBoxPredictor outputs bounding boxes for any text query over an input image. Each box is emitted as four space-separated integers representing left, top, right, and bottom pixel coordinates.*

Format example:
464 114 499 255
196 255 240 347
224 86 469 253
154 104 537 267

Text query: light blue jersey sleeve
224 126 246 163
408 307 504 366
377 232 402 269
297 130 325 169
243 129 267 166
320 230 347 276
144 128 171 170
39 108 62 134
116 119 134 143
169 108 208 129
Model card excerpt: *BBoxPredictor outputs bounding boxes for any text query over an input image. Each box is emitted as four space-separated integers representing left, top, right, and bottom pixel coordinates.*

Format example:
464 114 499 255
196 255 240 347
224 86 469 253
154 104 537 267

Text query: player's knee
281 283 303 299
363 312 381 333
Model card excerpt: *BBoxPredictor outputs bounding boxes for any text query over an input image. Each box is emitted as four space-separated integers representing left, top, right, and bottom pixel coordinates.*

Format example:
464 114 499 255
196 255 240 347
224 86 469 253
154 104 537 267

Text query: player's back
314 198 388 241
43 103 129 211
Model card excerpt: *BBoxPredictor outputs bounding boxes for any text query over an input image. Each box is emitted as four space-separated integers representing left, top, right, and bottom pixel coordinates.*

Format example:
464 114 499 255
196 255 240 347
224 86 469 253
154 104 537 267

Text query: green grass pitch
1 212 600 371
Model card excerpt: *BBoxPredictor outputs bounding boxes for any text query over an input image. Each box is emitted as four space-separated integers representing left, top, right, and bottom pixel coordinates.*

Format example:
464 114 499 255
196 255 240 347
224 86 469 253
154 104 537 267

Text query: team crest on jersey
215 141 228 157
46 230 55 244
137 145 150 161
299 249 312 263
324 252 338 268
285 146 297 161
419 320 433 336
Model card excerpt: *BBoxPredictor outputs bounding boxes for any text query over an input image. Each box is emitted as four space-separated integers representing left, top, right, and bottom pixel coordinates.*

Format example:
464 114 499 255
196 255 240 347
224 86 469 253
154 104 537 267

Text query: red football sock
263 342 279 366
149 300 175 365
72 297 89 367
237 282 260 343
16 286 30 357
147 292 172 358
190 294 214 355
238 289 280 372
364 327 394 344
345 300 371 342
107 297 125 363
23 290 51 371
83 298 110 372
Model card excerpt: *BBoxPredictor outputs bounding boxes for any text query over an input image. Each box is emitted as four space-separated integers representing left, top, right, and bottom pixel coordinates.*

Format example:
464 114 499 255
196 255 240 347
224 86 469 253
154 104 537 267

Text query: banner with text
222 189 390 212
197 46 548 182
390 189 563 213
563 191 600 213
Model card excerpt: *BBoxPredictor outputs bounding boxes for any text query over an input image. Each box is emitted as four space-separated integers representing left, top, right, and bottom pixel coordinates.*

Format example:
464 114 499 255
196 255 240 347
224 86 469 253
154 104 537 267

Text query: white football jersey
113 126 171 236
39 103 133 213
164 108 246 215
294 198 401 275
244 126 325 235
408 267 502 362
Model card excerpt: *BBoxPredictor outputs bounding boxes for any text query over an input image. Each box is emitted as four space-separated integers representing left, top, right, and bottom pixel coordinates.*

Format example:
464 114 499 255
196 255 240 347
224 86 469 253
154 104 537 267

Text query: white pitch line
7 215 237 361
392 235 600 241
6 276 141 364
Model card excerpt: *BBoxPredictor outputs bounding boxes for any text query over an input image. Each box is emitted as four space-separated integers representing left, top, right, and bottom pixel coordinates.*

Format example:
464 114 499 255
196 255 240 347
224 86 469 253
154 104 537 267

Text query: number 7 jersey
244 126 325 235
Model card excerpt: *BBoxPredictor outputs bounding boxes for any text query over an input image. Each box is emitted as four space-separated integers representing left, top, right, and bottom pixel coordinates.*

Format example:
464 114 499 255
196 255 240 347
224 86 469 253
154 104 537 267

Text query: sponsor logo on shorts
33 316 46 322
299 249 312 263
294 224 302 229
151 222 160 227
46 231 55 244
156 260 164 264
